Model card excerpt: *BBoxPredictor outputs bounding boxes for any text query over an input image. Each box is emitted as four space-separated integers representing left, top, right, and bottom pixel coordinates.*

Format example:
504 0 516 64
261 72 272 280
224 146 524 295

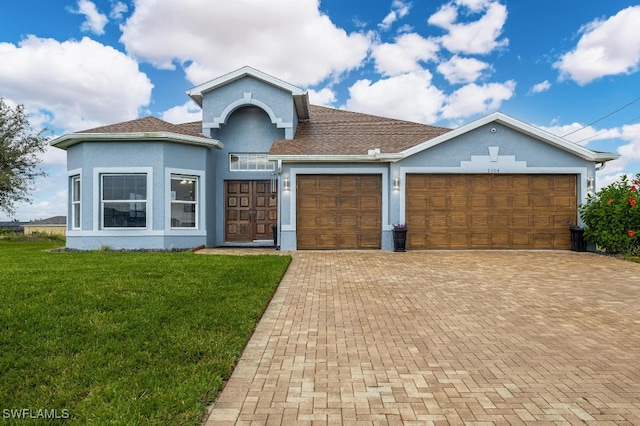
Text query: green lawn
0 238 291 424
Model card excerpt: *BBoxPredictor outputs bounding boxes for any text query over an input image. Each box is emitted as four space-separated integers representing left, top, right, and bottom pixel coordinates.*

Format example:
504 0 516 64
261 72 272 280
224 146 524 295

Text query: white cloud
110 1 128 20
308 88 337 106
617 123 640 162
539 122 619 145
437 55 491 84
69 0 108 35
0 36 153 132
441 80 515 119
379 0 411 30
428 0 508 55
119 0 372 87
344 70 445 124
529 80 551 94
372 33 439 76
540 122 640 178
40 145 67 168
160 102 202 124
555 6 640 85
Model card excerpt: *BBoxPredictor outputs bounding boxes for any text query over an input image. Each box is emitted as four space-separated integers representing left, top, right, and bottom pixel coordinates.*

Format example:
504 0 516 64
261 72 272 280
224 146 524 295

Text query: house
0 221 28 233
23 216 67 237
50 66 618 251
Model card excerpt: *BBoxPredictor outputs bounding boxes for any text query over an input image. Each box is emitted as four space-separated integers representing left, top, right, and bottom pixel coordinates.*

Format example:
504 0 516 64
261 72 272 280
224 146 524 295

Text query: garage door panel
407 174 576 249
297 175 381 250
471 233 491 248
429 196 448 208
491 232 510 247
470 196 489 208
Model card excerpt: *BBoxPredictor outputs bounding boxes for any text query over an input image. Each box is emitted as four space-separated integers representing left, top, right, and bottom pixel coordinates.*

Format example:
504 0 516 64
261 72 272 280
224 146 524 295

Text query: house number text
488 168 500 173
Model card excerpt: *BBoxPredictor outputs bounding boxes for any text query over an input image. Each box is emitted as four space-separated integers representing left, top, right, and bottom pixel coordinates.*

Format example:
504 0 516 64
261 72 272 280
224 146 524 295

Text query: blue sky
1 0 640 221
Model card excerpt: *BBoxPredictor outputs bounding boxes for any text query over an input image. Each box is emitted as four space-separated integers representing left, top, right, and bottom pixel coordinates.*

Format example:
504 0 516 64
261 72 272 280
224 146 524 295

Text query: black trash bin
570 227 587 252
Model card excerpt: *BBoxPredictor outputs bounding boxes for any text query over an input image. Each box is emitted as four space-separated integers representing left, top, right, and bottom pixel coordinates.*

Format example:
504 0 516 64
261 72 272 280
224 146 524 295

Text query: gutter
50 132 223 150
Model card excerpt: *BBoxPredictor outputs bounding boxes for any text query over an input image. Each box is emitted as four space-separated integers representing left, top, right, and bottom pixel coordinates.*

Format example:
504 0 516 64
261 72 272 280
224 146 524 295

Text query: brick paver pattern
205 251 640 425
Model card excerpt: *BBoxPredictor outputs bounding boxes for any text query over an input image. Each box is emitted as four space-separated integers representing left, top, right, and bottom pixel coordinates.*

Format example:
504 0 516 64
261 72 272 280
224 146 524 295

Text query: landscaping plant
579 173 640 255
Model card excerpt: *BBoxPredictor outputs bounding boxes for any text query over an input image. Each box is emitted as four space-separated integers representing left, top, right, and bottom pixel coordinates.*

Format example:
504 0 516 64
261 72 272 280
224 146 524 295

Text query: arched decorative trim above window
205 93 293 131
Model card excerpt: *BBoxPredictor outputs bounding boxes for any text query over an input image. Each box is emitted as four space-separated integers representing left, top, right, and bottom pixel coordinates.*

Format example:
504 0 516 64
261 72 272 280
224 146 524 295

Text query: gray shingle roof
269 106 451 156
73 107 450 156
78 116 209 140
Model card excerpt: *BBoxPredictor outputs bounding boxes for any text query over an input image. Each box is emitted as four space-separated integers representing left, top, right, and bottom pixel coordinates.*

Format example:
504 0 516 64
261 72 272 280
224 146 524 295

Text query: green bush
579 173 640 255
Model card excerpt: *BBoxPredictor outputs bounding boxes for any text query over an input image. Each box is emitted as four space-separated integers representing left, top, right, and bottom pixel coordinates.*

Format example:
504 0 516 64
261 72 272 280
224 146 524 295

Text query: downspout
595 162 606 171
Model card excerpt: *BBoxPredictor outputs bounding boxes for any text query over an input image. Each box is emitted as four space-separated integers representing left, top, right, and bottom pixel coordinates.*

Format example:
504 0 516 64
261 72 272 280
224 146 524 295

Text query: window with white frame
101 174 147 228
229 153 275 171
170 175 197 228
71 175 81 229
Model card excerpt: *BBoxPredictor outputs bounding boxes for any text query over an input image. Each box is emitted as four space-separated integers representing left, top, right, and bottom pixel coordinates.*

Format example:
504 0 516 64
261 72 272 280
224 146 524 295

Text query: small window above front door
229 153 275 171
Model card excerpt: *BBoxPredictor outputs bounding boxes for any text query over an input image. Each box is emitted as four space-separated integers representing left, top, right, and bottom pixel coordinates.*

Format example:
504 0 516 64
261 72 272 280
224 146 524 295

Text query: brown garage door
406 174 577 249
297 175 382 249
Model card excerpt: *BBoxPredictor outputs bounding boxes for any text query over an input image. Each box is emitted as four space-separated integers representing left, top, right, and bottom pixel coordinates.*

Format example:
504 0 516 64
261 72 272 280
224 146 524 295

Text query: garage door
297 175 381 249
406 174 577 249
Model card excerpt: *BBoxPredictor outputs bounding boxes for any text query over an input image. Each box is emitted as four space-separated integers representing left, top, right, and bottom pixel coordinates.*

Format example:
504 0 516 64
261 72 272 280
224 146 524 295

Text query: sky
1 0 640 221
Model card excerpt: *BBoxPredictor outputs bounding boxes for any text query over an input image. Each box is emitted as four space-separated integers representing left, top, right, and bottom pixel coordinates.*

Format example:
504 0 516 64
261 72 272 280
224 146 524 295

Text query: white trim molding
93 167 154 233
164 168 206 233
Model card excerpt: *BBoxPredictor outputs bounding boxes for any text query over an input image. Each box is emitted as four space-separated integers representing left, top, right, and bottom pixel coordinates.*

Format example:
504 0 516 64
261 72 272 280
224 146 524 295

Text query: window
101 174 147 228
230 153 275 171
71 175 81 229
170 175 197 228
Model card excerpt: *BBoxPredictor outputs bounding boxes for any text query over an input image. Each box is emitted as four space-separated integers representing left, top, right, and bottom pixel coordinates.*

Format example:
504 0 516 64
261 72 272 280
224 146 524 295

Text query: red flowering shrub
579 173 640 255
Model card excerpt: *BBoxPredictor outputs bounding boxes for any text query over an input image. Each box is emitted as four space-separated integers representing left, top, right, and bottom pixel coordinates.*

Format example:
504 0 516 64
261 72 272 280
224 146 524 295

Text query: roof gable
187 66 310 120
401 112 619 163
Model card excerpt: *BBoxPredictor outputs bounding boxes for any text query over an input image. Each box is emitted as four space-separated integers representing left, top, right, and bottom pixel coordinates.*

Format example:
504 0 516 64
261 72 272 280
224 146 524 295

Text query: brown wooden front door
225 180 277 242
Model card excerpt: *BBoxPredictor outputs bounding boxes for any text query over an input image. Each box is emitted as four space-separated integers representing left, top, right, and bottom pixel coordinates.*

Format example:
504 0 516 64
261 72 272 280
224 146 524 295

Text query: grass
0 237 291 424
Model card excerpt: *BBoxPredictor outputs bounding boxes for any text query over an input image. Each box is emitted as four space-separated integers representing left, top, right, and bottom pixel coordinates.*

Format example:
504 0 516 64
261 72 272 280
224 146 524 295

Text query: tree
0 97 49 217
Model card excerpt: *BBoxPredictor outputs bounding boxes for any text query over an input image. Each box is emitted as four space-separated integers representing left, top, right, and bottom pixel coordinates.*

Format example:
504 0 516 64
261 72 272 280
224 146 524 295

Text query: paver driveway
205 251 640 425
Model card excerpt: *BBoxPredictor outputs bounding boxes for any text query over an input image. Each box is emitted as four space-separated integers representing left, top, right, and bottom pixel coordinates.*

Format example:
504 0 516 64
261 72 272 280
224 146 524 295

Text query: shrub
579 173 640 255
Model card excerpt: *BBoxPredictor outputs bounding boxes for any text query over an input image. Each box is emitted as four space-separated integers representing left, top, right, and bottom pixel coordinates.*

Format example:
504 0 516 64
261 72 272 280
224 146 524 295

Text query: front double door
225 180 277 242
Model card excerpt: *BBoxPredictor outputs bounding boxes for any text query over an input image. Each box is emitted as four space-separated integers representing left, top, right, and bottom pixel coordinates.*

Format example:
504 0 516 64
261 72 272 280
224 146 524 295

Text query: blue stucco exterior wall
209 106 285 247
202 76 298 139
65 141 211 250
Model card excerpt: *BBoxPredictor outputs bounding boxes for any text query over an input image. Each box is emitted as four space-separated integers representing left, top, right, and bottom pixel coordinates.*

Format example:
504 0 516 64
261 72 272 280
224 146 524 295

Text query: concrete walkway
204 251 640 425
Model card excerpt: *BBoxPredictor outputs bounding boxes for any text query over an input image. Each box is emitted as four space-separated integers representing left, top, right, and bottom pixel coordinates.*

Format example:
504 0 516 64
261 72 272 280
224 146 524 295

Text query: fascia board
50 132 223 150
268 154 403 163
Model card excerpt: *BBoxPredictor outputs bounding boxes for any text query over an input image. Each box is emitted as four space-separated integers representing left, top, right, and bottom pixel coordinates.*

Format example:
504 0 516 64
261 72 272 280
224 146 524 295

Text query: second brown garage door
297 175 381 249
406 174 577 249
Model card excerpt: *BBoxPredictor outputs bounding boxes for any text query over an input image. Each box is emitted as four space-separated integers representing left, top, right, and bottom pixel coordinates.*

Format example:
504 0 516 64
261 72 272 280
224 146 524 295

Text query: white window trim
229 153 275 172
93 167 153 233
71 175 81 230
68 168 82 231
165 168 205 233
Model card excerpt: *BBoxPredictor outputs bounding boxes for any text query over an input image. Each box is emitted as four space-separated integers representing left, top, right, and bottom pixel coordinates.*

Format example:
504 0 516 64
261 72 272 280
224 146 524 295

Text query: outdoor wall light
587 176 595 195
283 177 290 191
393 176 400 191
